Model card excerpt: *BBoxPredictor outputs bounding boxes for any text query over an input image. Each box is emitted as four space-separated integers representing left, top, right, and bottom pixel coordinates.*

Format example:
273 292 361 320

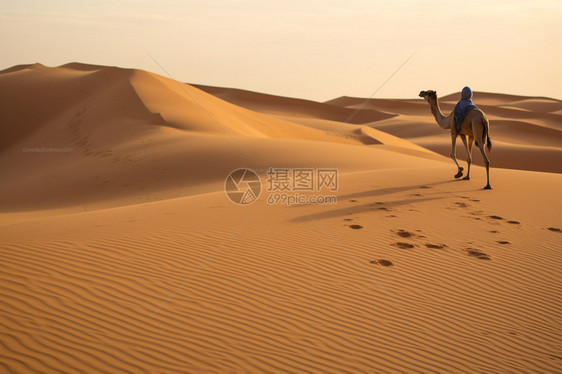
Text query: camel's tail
482 116 492 152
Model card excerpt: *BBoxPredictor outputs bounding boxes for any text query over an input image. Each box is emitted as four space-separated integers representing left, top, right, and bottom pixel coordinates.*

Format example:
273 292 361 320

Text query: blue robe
454 86 478 131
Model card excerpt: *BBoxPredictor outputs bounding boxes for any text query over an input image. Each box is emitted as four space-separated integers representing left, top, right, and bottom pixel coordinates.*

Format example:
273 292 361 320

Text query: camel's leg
461 135 473 180
461 135 474 180
467 136 474 179
450 134 463 178
478 143 491 189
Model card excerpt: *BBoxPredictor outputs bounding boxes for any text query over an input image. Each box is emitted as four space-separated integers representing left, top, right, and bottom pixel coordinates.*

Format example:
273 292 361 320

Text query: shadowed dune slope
0 63 447 211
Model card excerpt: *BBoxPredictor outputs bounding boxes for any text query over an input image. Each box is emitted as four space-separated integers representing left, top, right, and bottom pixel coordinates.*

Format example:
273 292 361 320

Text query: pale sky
1 0 561 101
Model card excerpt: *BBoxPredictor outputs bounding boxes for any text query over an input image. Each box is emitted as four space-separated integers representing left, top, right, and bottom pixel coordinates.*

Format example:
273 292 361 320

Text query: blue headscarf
454 86 478 131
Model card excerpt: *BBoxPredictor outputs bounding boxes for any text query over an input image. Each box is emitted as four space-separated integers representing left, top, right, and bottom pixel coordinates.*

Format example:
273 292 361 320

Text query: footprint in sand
371 202 391 212
349 199 358 203
348 224 363 230
465 210 486 221
343 218 353 221
394 242 415 249
419 185 431 189
470 210 485 216
370 259 393 266
454 202 470 208
547 227 561 233
425 244 446 249
393 229 426 239
490 230 500 234
466 248 491 260
459 196 480 203
396 229 414 238
489 216 520 225
497 241 510 245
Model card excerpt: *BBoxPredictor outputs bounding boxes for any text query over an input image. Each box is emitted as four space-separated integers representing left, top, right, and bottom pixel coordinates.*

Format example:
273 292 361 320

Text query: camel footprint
393 229 424 238
466 248 491 260
391 229 448 251
342 217 363 229
391 229 425 249
459 195 480 203
370 259 393 266
425 243 447 249
390 229 491 260
488 215 520 225
394 242 415 249
372 202 391 211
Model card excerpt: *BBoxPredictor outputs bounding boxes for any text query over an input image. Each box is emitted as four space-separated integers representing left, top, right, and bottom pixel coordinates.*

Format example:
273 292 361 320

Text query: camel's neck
429 97 451 129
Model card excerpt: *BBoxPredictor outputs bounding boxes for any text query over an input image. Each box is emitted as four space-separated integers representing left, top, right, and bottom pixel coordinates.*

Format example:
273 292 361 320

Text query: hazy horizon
1 0 561 101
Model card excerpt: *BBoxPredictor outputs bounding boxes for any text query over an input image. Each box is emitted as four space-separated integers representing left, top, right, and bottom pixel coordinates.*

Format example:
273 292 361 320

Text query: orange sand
1 63 561 373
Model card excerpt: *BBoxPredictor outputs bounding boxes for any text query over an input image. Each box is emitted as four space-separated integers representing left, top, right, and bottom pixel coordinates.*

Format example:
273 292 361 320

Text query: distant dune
197 85 562 173
1 63 561 374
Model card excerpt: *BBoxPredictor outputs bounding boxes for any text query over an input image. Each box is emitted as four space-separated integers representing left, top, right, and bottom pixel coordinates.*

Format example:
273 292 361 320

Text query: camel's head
419 90 437 103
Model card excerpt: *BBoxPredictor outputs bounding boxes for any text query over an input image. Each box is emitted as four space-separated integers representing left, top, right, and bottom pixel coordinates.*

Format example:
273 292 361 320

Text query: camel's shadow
290 179 473 223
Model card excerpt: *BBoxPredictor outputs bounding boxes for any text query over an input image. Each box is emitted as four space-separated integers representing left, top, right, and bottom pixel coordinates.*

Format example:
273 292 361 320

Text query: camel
419 90 492 189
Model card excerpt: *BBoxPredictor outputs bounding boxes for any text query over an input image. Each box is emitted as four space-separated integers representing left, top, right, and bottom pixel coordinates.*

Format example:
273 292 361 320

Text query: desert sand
1 63 561 373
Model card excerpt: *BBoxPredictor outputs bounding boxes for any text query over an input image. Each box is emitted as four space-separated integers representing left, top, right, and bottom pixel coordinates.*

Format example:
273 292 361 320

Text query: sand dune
1 168 560 373
1 63 561 373
1 63 457 211
193 84 397 124
0 63 362 211
328 94 562 172
197 86 562 173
